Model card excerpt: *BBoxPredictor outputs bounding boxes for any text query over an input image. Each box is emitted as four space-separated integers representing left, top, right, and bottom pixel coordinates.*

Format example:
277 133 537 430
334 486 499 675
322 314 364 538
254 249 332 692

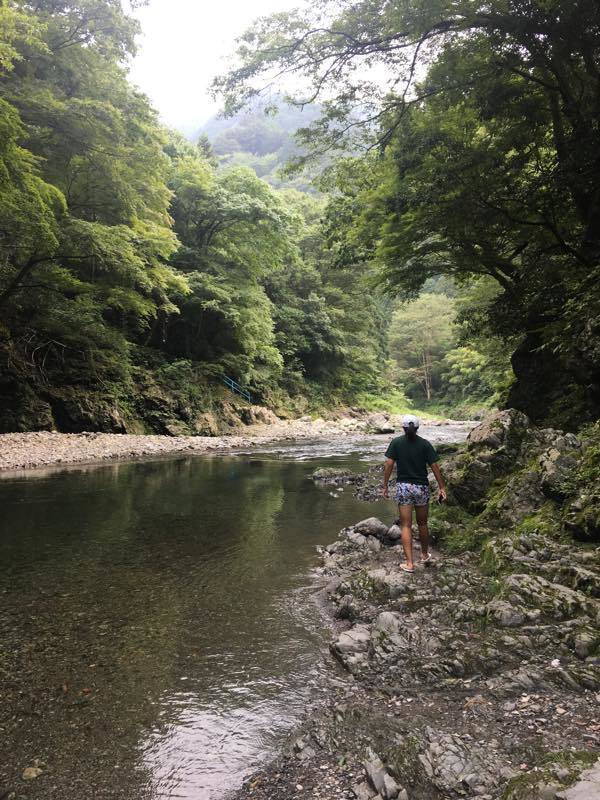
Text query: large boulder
48 391 127 433
479 469 546 529
354 517 389 539
192 411 220 436
466 408 531 458
367 413 395 434
240 405 280 425
443 455 498 511
443 409 532 512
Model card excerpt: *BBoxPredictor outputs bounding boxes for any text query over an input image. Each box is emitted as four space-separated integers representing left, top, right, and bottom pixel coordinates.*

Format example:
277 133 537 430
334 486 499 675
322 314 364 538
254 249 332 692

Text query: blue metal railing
221 375 252 403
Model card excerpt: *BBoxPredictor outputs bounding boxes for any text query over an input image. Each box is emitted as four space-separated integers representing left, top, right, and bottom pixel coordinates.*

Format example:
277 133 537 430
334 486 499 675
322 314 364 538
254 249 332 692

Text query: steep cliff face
0 356 264 436
507 331 600 431
441 409 600 544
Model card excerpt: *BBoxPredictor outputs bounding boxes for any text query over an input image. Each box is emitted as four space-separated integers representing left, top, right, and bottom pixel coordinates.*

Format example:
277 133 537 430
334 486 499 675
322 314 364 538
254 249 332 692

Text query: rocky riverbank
0 410 467 474
234 410 600 800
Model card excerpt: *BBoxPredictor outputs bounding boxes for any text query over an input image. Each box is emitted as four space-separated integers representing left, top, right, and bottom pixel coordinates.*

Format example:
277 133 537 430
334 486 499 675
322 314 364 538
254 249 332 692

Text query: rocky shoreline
234 411 600 800
0 410 470 474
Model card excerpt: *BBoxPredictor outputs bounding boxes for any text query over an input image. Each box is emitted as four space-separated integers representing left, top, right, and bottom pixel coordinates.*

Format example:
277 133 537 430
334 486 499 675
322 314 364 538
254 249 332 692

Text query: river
0 425 471 799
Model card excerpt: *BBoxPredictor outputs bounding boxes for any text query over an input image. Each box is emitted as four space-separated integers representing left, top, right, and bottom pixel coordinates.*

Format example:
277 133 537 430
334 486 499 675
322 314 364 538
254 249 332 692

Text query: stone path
234 513 600 800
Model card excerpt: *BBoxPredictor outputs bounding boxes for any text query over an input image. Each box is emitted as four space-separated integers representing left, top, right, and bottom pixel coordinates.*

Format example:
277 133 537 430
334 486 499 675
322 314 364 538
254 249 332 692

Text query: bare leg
398 503 414 569
415 503 430 560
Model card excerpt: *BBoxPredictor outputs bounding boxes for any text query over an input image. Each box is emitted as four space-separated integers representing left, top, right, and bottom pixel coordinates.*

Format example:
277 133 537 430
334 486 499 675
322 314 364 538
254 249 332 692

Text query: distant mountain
196 102 323 192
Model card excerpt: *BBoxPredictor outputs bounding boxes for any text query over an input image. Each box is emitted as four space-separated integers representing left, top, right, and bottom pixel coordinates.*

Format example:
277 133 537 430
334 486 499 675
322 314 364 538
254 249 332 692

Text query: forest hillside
215 0 600 431
0 2 388 434
1 1 599 433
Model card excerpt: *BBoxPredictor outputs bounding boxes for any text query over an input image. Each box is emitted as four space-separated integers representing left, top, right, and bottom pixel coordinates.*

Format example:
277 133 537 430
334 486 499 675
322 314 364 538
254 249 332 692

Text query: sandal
420 553 432 564
399 564 415 573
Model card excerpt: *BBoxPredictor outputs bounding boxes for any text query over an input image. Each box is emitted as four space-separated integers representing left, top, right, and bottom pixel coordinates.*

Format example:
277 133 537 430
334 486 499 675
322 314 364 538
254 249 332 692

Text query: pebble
0 421 377 473
22 766 43 780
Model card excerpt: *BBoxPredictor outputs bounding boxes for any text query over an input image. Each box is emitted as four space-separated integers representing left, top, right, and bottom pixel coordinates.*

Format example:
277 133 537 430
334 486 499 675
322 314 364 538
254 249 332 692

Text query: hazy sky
129 0 299 135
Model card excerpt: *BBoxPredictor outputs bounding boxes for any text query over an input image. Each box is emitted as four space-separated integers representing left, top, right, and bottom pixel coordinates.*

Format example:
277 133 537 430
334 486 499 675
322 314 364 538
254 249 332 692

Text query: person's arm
383 458 395 499
431 462 447 502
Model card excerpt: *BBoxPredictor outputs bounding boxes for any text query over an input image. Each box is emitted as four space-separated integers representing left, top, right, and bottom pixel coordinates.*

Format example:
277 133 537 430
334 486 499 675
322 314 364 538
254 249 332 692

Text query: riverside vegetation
217 0 600 430
0 2 391 434
236 410 600 800
4 0 600 433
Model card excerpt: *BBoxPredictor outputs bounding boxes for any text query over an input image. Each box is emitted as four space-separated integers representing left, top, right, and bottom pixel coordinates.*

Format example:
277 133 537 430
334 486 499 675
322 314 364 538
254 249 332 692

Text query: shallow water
0 426 470 799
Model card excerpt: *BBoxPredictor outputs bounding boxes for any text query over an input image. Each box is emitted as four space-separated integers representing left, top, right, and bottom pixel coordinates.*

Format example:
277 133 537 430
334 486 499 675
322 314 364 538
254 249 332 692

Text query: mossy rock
0 381 54 432
312 467 353 481
427 502 478 552
466 409 531 459
339 570 390 603
47 389 127 433
515 503 564 540
564 495 600 542
384 734 427 790
501 751 598 800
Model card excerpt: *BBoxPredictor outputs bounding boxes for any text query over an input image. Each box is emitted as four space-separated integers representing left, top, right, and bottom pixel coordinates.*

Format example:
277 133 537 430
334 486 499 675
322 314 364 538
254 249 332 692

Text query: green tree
0 1 185 392
217 0 600 427
262 188 388 403
440 347 493 402
164 143 296 392
388 294 456 401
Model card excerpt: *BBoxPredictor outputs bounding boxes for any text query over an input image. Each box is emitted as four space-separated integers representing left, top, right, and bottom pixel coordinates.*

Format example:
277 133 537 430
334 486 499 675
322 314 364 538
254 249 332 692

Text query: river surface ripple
0 424 472 799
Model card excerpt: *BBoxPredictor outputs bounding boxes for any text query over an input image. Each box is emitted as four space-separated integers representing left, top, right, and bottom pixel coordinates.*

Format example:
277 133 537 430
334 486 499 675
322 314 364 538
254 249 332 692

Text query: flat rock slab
332 625 371 655
367 569 409 599
557 759 600 800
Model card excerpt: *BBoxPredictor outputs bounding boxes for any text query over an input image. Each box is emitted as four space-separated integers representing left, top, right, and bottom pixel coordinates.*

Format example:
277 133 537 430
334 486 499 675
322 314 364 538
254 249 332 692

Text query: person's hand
382 485 389 499
438 487 448 503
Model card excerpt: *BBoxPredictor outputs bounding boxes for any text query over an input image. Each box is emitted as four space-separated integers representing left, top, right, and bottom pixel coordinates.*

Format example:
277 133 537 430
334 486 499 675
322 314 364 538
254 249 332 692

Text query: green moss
443 523 489 553
515 502 564 540
428 502 480 552
385 735 424 786
501 750 598 800
477 476 510 516
479 542 504 575
342 570 386 602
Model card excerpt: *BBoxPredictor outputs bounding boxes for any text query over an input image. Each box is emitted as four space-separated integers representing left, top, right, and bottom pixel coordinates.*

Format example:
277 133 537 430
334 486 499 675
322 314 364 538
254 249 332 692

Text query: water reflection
0 454 381 799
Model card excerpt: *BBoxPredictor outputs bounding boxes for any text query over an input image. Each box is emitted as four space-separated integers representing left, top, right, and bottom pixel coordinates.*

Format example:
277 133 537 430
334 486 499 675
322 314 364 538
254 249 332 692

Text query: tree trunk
422 351 432 401
0 258 45 310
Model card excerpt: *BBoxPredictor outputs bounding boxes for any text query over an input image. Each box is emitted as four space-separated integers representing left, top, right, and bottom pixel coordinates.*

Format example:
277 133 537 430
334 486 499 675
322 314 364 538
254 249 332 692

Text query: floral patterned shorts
396 482 431 506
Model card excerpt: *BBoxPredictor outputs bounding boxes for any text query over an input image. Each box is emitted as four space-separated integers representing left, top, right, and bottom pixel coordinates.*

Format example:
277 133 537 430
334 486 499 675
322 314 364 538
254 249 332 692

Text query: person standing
382 414 447 573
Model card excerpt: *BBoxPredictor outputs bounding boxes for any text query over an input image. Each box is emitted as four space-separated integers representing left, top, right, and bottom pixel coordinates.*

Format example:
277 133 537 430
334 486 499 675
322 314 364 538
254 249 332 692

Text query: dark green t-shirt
385 435 439 485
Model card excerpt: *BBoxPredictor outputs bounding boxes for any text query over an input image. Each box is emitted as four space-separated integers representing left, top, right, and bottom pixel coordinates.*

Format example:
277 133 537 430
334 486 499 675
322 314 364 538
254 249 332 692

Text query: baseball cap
401 414 421 428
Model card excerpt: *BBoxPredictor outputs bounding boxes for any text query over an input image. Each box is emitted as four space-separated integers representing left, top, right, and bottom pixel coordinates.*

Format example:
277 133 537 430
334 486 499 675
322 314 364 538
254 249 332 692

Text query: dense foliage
217 0 600 428
0 0 389 433
5 0 595 432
